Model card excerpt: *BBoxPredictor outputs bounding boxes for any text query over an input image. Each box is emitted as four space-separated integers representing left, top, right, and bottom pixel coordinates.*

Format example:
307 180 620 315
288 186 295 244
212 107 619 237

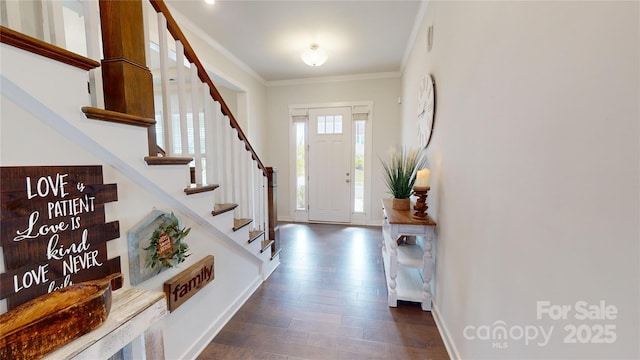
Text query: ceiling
165 0 425 83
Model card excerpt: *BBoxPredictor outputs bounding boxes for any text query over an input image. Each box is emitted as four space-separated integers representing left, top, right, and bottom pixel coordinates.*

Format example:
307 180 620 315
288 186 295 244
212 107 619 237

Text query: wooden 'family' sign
0 166 122 309
163 255 214 312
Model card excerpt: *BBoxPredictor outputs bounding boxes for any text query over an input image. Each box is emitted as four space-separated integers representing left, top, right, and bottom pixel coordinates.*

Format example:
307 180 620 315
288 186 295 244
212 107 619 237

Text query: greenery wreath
144 212 191 271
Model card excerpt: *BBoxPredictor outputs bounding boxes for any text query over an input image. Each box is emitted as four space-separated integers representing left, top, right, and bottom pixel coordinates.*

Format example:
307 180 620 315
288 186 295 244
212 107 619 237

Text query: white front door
308 107 352 223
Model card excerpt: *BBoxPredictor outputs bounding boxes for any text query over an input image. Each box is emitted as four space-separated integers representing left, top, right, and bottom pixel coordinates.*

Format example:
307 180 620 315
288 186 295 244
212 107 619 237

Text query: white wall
401 1 639 358
216 84 238 116
266 77 402 224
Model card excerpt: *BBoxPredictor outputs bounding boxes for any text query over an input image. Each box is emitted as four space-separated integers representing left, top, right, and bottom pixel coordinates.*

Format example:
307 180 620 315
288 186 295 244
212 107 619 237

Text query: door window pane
334 116 343 134
326 115 334 133
316 115 343 135
317 116 325 134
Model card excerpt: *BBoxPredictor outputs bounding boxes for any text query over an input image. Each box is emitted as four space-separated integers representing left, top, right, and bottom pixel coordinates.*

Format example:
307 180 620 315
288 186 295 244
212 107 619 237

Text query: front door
308 107 352 222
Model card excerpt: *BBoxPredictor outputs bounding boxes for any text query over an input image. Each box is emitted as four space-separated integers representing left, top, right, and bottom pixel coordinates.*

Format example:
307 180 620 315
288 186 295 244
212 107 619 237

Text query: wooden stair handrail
148 0 266 175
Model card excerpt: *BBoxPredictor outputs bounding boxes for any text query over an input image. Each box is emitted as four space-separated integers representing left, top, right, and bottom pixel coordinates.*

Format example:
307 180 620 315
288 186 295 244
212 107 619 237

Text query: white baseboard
277 217 382 228
432 301 462 360
180 276 263 359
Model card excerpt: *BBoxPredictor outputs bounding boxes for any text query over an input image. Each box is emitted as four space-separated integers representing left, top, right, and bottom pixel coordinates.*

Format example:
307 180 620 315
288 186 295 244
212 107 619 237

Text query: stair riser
246 237 262 254
208 211 236 233
229 227 250 245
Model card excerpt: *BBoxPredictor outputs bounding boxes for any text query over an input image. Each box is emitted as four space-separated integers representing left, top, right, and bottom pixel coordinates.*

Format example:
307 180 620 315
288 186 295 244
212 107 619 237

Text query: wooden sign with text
0 166 122 309
163 255 214 312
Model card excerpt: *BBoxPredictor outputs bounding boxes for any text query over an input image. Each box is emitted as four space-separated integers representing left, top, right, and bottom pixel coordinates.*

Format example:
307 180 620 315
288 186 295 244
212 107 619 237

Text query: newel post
98 0 158 156
266 167 280 254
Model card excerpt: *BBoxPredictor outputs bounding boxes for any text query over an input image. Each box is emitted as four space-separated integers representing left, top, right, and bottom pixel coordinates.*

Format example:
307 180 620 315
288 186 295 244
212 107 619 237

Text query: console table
381 198 436 311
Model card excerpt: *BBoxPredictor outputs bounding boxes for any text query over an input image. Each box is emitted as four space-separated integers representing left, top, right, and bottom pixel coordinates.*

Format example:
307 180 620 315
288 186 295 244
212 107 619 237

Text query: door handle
346 179 350 183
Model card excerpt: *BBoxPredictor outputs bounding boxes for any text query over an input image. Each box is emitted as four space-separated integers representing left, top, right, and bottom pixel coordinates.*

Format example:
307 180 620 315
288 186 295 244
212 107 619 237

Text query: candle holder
412 186 430 219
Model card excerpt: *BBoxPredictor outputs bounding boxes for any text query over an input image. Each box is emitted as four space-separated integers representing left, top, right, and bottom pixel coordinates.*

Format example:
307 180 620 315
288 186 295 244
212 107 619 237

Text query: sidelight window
354 120 366 213
295 122 306 210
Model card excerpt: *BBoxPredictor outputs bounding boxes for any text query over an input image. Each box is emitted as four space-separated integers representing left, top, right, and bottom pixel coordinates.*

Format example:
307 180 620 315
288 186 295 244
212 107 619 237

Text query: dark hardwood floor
197 223 449 360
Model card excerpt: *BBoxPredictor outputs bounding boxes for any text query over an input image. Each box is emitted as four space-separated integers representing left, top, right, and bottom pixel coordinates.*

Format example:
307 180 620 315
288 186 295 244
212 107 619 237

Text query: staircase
1 2 282 356
0 0 280 283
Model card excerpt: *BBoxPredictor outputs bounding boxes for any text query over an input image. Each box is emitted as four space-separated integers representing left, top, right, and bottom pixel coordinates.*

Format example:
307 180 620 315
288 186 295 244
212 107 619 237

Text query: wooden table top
382 198 436 226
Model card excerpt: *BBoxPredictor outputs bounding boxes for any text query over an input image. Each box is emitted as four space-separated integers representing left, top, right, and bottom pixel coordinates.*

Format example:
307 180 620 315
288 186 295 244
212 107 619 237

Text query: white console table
43 288 167 360
381 198 436 311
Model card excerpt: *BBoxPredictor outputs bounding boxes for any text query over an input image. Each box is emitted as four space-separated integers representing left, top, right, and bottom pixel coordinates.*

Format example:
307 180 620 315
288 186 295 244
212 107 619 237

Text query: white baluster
175 42 188 154
259 170 266 232
203 91 216 188
256 164 264 232
246 151 253 220
232 128 242 214
250 160 257 227
214 102 225 204
42 0 60 46
158 15 172 155
4 1 23 32
223 117 234 203
83 0 103 108
263 171 268 233
190 66 203 185
175 41 192 186
240 146 249 218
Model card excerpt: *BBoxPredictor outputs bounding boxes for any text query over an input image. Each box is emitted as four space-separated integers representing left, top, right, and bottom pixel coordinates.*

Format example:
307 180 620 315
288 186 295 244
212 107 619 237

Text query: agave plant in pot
380 146 427 210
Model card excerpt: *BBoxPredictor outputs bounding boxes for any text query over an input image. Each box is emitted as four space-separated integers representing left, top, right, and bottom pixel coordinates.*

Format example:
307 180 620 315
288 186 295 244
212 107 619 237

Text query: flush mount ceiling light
301 43 328 67
204 0 215 4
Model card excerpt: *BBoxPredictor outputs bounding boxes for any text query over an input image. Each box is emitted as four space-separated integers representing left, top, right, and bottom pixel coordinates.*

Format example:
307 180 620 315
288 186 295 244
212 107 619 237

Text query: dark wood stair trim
270 247 282 261
233 218 253 232
211 203 238 216
82 106 156 127
0 26 100 71
184 184 219 195
260 240 275 254
144 156 193 165
248 230 264 244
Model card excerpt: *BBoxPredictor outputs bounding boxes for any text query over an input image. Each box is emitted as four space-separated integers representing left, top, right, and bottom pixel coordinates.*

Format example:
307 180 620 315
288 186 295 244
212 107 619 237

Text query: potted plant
380 146 427 210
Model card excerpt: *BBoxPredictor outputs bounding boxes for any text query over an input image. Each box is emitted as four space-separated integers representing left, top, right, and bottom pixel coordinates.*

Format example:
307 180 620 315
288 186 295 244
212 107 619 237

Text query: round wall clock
416 74 436 148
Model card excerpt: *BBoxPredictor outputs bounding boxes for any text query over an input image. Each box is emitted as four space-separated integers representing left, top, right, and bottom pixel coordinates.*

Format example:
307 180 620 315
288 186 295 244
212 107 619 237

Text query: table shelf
382 227 424 269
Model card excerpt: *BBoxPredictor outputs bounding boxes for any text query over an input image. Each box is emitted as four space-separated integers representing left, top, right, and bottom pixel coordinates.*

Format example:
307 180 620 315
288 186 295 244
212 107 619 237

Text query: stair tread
82 106 155 127
211 203 238 216
260 239 274 253
184 184 219 195
271 247 282 261
144 156 193 165
233 218 253 232
248 230 264 244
